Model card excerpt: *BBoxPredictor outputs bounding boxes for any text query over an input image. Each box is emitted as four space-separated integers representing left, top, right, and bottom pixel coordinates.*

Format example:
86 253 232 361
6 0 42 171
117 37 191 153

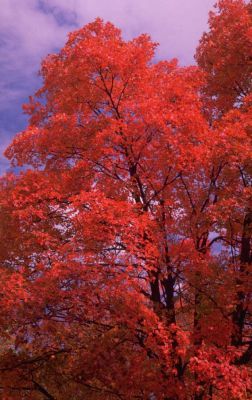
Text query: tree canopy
0 1 251 399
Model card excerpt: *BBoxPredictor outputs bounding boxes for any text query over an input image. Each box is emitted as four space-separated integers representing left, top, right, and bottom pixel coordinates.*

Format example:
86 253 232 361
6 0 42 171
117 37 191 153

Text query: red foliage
0 3 251 399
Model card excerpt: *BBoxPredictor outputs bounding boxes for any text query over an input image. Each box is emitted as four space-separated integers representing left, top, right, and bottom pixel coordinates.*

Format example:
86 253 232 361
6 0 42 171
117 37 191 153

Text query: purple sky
0 0 215 173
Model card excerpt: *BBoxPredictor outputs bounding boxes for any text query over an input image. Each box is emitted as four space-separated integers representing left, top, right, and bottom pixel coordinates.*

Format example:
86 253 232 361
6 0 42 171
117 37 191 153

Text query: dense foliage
0 1 251 398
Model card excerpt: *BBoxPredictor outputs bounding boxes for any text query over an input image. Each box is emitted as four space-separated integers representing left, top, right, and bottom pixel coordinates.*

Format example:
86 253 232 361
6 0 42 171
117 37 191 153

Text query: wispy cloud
0 0 73 109
41 0 215 63
0 0 215 173
0 0 75 172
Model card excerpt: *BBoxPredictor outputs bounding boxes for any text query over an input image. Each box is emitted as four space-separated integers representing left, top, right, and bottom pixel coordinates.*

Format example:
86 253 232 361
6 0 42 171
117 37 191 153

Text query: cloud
0 0 72 108
0 0 75 172
0 0 215 173
41 0 215 63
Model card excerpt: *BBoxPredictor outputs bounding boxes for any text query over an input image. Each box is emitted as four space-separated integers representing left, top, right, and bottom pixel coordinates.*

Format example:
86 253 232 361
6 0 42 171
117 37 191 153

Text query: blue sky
0 0 215 173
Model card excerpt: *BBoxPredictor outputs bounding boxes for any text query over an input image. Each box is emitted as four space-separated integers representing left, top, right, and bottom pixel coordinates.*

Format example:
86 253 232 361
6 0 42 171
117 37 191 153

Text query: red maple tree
0 1 251 399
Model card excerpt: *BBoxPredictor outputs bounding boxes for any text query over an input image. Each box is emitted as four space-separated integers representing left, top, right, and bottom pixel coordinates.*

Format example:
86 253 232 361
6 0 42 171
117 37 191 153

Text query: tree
196 0 252 116
0 3 251 399
196 0 252 382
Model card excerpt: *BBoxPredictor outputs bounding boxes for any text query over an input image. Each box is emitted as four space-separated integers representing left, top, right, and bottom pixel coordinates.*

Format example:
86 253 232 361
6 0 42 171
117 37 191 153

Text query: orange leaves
196 0 252 114
0 8 251 399
189 345 250 399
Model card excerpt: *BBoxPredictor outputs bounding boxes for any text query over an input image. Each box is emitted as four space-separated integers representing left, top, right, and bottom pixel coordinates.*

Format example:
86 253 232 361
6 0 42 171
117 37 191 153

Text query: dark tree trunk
231 210 251 346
